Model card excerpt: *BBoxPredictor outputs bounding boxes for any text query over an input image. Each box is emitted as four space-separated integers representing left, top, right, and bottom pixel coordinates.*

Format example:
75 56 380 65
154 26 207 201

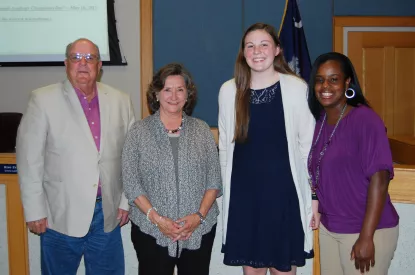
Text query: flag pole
278 0 289 36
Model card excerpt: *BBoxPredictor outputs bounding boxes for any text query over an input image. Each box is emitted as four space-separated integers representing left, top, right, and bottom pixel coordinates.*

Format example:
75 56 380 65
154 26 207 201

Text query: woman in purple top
307 52 399 275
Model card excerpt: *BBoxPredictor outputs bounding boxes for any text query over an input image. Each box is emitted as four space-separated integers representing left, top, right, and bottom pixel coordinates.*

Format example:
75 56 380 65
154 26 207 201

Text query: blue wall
153 0 242 126
153 0 415 126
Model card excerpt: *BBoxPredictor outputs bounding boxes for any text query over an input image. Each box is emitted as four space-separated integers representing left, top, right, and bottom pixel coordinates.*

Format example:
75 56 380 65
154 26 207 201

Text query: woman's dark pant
131 222 216 275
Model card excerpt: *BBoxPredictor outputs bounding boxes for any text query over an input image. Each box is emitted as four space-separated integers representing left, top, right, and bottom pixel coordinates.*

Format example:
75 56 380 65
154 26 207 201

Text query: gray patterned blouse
122 111 222 257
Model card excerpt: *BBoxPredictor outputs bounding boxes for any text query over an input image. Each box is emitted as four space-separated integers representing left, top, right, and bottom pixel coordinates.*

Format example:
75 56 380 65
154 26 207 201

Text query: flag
278 0 312 82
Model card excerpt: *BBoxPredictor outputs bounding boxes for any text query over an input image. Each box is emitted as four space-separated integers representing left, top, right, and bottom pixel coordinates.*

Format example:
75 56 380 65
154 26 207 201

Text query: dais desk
0 153 29 275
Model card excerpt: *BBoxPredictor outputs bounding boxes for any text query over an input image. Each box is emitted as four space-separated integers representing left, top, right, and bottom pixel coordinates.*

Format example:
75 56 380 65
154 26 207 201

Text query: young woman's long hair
234 23 295 143
308 52 370 120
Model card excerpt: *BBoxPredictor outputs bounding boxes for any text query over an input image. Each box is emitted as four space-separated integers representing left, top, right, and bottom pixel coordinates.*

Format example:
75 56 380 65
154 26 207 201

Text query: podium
0 153 29 275
389 136 415 165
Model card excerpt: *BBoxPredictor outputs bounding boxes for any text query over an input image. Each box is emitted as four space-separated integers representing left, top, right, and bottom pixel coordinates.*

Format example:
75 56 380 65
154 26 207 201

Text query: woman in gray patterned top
122 63 222 275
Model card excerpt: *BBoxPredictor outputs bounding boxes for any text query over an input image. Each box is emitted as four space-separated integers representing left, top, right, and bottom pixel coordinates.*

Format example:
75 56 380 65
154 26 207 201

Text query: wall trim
342 26 415 55
140 0 153 119
333 16 415 53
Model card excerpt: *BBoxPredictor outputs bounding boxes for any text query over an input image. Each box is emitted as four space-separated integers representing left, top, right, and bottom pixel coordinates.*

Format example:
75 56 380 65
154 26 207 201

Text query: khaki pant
319 224 399 275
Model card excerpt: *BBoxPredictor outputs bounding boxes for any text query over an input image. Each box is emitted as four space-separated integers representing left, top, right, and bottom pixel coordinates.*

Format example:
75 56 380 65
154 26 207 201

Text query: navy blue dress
223 81 310 271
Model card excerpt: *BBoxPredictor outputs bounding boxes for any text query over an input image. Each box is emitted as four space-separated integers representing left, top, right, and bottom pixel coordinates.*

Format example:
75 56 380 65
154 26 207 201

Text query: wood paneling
347 32 415 136
334 16 415 164
384 47 396 134
394 49 415 135
362 47 386 122
333 17 415 55
313 230 320 275
211 127 218 144
389 136 415 165
390 164 415 204
140 0 152 119
0 154 29 275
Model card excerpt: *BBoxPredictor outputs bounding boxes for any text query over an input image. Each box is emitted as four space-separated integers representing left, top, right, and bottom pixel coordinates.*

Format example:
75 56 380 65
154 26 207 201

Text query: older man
16 38 135 274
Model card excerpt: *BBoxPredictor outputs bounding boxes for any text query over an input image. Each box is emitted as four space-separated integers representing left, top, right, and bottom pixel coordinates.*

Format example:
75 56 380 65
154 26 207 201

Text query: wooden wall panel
348 32 363 80
394 48 415 136
363 48 386 121
390 164 415 204
140 0 152 119
341 30 415 137
360 32 415 47
389 137 415 165
384 47 396 134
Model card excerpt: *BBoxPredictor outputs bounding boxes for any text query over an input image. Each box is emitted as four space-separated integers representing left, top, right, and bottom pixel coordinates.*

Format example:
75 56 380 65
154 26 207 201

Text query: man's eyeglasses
68 53 100 63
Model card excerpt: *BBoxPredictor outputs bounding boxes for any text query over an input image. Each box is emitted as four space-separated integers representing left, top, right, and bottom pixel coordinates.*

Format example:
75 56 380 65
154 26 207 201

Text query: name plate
0 164 17 174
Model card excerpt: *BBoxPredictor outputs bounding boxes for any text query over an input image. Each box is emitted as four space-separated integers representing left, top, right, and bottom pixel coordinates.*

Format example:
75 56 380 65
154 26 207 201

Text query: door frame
140 0 153 119
333 16 415 54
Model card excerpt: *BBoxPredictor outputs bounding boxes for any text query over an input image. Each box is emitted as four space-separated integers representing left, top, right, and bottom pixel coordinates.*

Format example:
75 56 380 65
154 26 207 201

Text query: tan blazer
16 80 135 237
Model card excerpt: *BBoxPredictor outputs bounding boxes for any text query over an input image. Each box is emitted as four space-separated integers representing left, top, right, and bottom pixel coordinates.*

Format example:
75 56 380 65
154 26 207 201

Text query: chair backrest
0 112 23 153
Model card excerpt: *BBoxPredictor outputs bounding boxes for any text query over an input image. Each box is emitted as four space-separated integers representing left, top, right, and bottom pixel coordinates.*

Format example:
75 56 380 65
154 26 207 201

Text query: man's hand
27 218 48 235
117 208 129 226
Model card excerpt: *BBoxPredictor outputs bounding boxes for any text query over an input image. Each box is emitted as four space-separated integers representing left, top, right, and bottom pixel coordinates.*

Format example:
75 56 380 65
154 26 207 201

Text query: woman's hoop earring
345 88 355 99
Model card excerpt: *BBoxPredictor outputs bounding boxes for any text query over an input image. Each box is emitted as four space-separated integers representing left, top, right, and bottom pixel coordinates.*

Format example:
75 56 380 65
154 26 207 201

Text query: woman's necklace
164 117 184 134
308 104 348 193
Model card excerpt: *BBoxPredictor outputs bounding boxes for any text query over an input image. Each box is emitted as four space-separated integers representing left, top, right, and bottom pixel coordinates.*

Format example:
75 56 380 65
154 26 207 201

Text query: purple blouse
309 106 399 233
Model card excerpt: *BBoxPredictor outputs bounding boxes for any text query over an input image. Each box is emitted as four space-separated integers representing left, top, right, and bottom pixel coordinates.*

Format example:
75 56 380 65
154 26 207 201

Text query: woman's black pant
131 222 216 275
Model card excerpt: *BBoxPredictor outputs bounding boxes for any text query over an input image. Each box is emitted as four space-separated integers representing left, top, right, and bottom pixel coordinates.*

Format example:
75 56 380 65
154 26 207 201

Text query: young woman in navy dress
219 23 318 275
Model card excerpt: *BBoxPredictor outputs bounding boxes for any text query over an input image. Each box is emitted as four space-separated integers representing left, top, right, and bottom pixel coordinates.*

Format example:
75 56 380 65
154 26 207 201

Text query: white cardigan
218 73 315 253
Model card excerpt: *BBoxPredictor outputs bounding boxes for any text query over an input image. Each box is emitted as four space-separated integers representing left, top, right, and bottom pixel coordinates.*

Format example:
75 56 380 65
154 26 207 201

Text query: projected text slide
0 0 109 62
